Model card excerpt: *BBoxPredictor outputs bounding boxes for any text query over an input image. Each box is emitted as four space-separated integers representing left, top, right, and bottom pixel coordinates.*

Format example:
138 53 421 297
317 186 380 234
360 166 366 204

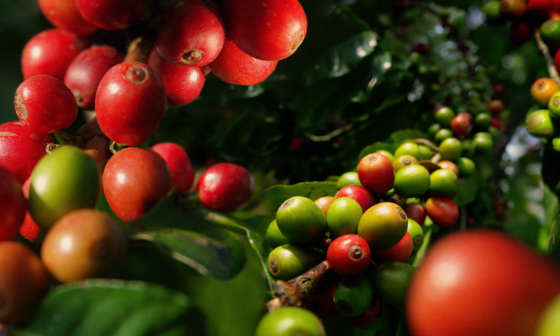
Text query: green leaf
197 76 266 105
358 142 399 160
12 280 203 336
388 129 426 144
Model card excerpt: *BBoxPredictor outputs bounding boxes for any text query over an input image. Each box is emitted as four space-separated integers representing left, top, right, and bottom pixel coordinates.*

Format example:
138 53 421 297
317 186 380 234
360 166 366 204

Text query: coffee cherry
541 19 560 49
334 274 373 317
15 75 77 134
38 0 98 36
275 196 327 245
537 294 560 336
358 202 408 250
357 153 395 194
393 154 419 172
327 234 371 276
29 145 99 229
438 160 459 177
372 231 414 263
394 143 422 161
336 171 362 189
222 0 307 61
489 99 505 115
548 91 560 119
428 123 442 138
457 157 476 178
334 185 376 213
368 261 416 306
255 307 326 336
314 196 335 217
531 78 560 106
197 163 254 212
0 167 26 241
439 138 462 161
525 109 556 137
41 209 127 283
76 0 143 30
96 61 167 146
0 242 49 326
426 197 459 227
407 218 424 252
148 48 205 107
0 121 51 184
327 197 363 238
509 20 533 45
267 244 324 280
473 132 495 152
21 28 88 81
419 145 433 160
304 275 339 318
404 202 426 226
450 114 472 135
156 0 225 67
475 113 492 129
434 128 454 142
265 220 290 249
64 45 124 109
103 147 173 222
209 38 278 85
434 106 455 126
375 149 395 163
393 164 430 198
151 143 195 195
346 296 382 330
429 168 458 197
500 0 527 19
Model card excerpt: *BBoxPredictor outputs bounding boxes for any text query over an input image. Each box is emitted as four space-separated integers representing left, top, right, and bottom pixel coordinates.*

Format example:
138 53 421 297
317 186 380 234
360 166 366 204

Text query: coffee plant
1 0 560 335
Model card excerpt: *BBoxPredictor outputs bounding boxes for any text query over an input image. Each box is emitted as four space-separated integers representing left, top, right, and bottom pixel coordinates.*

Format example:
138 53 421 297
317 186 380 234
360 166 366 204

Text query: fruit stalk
535 29 560 85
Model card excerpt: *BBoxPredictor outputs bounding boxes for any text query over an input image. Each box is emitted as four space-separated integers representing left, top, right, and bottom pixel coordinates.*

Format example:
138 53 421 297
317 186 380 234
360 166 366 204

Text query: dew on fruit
182 49 204 64
14 92 28 120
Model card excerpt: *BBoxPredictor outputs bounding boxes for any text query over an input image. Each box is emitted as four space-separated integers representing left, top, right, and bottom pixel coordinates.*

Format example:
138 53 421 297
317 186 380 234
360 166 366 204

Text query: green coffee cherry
333 274 373 317
336 172 362 189
407 219 424 252
434 128 453 142
552 137 560 152
457 157 475 178
541 19 560 50
549 92 560 120
525 110 556 137
394 143 422 161
393 155 419 172
435 107 455 126
375 150 395 163
473 132 494 153
326 197 363 238
536 294 560 336
482 1 505 25
429 169 458 197
358 202 408 250
266 220 290 248
419 145 433 160
255 307 326 336
439 138 462 161
267 244 324 280
475 113 491 129
393 164 431 198
276 196 327 245
368 261 416 306
461 139 474 157
428 123 442 138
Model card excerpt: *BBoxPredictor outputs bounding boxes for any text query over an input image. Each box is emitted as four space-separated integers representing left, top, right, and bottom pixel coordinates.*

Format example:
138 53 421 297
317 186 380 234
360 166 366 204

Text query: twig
534 29 560 86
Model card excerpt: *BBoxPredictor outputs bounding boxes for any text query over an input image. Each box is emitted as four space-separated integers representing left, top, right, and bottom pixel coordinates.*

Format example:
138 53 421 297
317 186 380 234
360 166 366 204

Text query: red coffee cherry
404 202 426 226
15 75 78 134
327 234 371 277
64 45 124 109
96 61 167 146
357 153 395 195
156 0 225 67
148 48 205 106
103 147 173 222
21 28 88 80
0 242 50 326
222 0 308 61
371 231 414 263
304 274 339 318
38 0 98 36
450 114 472 135
0 167 26 242
151 143 195 195
19 177 41 242
425 197 459 228
197 163 254 212
0 121 51 184
335 185 376 213
76 0 143 30
209 38 278 85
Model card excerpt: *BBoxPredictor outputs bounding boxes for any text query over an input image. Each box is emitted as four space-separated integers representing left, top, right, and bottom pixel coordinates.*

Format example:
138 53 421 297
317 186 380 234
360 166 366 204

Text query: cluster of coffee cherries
525 77 560 149
23 0 307 148
258 137 482 331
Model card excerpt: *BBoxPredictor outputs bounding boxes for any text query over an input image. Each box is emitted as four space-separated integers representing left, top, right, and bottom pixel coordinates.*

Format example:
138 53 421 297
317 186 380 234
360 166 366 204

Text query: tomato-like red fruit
156 0 225 67
64 45 124 109
327 234 371 277
371 231 413 263
357 153 395 195
222 0 307 61
197 163 255 212
209 38 278 85
406 230 560 336
21 28 88 81
304 274 339 318
0 167 26 241
334 185 376 213
0 121 51 184
151 143 195 195
15 75 77 134
0 242 49 325
531 78 560 106
489 99 505 115
19 177 40 242
404 202 426 226
38 0 98 36
450 114 472 135
425 197 459 227
526 0 553 20
346 296 382 330
500 0 527 19
103 147 173 222
96 61 167 146
76 0 143 30
148 48 205 106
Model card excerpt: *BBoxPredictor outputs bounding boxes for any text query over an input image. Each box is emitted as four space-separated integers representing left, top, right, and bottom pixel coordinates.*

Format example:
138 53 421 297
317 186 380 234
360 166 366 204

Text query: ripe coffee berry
151 143 195 194
371 231 414 263
96 61 167 146
38 0 98 36
426 197 459 227
334 185 376 213
76 0 143 30
197 163 254 212
15 75 78 134
0 167 26 242
357 153 395 195
327 234 371 277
